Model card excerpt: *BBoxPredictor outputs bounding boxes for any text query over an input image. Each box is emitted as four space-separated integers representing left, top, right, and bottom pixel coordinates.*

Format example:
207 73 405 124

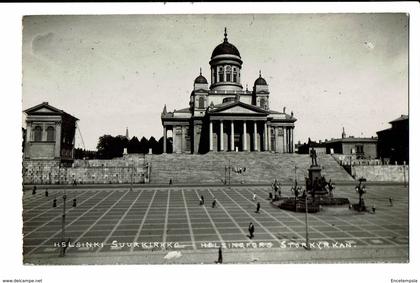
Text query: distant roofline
389 114 408 124
324 137 378 144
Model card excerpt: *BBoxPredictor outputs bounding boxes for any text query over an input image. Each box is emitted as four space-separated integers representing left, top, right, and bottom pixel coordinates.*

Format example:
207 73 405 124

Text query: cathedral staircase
146 153 353 185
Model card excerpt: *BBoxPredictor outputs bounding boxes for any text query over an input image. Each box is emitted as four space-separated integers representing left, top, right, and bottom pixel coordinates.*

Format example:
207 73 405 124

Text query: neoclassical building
23 102 78 164
161 29 296 154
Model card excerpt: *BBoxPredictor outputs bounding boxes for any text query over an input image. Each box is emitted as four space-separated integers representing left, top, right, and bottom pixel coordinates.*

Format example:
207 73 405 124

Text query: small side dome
254 71 267 86
194 75 208 84
194 68 208 84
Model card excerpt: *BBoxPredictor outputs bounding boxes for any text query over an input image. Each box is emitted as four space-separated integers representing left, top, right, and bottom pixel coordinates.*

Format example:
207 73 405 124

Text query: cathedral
161 29 297 154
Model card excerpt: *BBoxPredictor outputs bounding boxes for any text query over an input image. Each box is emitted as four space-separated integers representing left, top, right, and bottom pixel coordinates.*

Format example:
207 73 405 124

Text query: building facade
377 115 409 164
297 128 378 159
23 102 78 164
325 137 378 159
161 30 297 154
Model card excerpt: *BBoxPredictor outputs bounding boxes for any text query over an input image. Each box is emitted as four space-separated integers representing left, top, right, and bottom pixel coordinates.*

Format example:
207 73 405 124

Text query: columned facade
161 29 297 154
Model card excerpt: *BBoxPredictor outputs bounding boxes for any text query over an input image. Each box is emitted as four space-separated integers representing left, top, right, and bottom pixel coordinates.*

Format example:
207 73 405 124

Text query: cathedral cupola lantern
209 28 243 91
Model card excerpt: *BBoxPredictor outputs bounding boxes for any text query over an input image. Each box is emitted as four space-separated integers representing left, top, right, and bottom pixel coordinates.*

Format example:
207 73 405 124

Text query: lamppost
59 192 67 257
130 164 134 191
402 163 407 188
53 187 77 257
304 189 310 250
355 178 367 211
224 159 231 189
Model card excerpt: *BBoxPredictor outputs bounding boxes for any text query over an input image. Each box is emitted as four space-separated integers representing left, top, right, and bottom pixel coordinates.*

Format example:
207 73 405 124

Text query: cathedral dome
194 74 208 84
254 72 267 86
211 29 241 58
211 41 241 58
194 68 208 84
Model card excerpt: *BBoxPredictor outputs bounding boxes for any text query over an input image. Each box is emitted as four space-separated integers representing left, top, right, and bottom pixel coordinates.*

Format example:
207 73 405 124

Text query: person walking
252 192 256 201
389 197 393 207
216 246 223 264
255 202 261 213
212 198 217 208
200 195 205 206
32 185 37 195
248 222 255 239
45 189 48 197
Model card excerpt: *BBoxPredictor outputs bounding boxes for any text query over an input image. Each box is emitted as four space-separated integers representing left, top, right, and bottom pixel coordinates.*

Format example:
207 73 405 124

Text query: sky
22 13 408 150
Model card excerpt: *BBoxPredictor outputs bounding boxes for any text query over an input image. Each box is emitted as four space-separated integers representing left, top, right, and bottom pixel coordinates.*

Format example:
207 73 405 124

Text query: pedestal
308 165 322 183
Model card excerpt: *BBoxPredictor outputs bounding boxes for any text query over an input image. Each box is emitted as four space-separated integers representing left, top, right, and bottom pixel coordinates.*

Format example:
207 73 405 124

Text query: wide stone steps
146 153 353 185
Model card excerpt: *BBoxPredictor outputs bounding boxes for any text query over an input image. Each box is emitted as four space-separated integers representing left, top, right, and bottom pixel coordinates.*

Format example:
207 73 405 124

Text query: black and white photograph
1 2 420 283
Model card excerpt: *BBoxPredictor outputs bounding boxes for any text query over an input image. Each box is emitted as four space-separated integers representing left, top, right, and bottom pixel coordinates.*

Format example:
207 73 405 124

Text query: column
163 126 167 153
282 127 287 153
243 121 247 151
25 122 32 158
209 121 213 151
181 126 185 153
220 120 224 151
253 121 257 151
230 121 234 151
287 128 290 153
291 127 294 153
274 127 278 153
173 127 177 153
263 122 268 151
55 121 61 158
267 125 271 152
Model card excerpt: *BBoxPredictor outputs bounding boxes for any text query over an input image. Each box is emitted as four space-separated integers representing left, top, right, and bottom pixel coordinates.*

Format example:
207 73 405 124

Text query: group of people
270 179 282 201
199 195 218 209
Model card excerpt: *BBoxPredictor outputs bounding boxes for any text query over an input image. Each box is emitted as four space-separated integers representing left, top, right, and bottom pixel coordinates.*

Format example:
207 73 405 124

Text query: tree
97 135 115 159
128 136 141 153
149 136 160 154
116 135 129 156
96 135 127 159
139 137 149 154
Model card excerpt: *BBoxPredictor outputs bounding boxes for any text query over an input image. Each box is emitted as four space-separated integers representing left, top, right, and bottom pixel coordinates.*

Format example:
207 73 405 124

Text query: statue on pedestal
310 147 318 166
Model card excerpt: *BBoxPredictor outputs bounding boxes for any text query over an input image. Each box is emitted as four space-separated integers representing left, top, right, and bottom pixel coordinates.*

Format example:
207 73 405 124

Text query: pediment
220 105 260 114
211 102 268 115
32 107 57 113
24 103 63 115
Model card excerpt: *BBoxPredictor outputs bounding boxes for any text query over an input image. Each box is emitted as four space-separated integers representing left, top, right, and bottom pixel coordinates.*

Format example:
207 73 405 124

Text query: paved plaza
22 184 409 264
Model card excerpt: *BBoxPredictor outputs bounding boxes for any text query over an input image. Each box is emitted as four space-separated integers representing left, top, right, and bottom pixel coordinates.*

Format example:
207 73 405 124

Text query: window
233 67 238 82
226 66 232 82
46 126 55 141
218 67 224 82
198 97 204 109
356 145 364 154
260 98 266 108
34 126 42 141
